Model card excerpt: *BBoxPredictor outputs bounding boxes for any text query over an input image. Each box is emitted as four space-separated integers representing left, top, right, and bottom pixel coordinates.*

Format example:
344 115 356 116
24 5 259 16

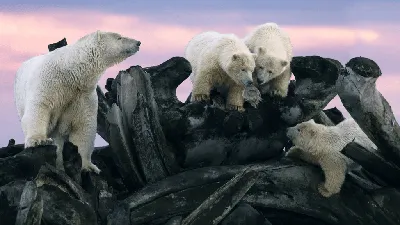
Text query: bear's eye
241 69 246 72
117 37 122 40
267 70 272 74
259 66 264 69
297 128 301 132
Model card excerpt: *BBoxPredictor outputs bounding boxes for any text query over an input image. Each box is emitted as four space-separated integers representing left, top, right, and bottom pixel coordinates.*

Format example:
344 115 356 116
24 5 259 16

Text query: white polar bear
286 118 377 197
244 22 293 97
185 31 256 112
14 30 141 173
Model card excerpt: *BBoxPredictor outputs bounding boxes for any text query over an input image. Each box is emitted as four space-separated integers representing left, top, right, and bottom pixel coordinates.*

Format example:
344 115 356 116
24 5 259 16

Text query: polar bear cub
244 22 293 97
14 30 141 173
286 118 377 197
185 31 256 112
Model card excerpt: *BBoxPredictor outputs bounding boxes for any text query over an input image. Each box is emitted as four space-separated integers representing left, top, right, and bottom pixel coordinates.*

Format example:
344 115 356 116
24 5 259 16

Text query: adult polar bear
244 22 293 97
185 31 256 111
14 30 141 173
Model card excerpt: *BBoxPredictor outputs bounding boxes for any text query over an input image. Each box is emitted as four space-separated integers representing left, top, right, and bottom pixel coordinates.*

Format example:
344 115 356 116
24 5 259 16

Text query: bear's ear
281 60 288 67
232 54 239 60
309 119 315 123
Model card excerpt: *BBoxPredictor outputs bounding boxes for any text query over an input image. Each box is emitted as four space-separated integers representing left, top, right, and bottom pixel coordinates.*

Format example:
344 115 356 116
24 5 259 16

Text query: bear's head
286 119 324 151
225 52 256 87
95 31 141 67
253 47 289 85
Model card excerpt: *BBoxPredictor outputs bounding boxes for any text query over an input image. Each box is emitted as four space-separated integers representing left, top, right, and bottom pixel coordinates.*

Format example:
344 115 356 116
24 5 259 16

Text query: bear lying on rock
285 118 377 197
14 30 141 173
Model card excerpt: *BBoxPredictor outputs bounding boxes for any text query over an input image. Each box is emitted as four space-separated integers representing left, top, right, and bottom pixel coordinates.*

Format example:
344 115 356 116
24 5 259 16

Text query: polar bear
14 30 141 173
243 22 293 97
185 31 256 112
285 118 377 197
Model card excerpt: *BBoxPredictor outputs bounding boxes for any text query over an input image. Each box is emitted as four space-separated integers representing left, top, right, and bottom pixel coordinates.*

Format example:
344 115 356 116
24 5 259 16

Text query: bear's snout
136 41 141 47
245 80 253 87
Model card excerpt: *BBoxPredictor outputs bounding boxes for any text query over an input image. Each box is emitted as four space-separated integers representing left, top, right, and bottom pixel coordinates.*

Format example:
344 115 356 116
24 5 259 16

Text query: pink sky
0 8 399 146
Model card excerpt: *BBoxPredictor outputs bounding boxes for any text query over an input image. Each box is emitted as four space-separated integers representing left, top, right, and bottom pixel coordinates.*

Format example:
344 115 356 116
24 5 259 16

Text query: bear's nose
136 41 141 46
245 80 253 86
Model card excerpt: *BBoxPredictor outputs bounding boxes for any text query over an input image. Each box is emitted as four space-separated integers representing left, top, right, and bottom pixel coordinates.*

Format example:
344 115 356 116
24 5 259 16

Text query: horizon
0 0 399 147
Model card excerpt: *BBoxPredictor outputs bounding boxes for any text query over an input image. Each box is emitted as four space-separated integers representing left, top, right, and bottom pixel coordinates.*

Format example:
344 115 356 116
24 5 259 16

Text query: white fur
14 30 141 173
186 31 255 84
244 22 293 97
286 118 376 197
185 31 256 111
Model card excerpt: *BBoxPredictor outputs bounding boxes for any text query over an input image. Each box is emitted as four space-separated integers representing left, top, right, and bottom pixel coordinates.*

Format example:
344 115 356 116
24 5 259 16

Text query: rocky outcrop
0 39 399 225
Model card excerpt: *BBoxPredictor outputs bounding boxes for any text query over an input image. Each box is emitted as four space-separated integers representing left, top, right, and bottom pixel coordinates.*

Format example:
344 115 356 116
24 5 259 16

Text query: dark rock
36 164 97 225
7 139 15 147
107 202 131 225
107 66 177 185
220 203 272 225
0 144 24 158
245 109 264 132
0 180 26 225
342 141 400 187
40 184 97 225
15 181 43 225
165 216 183 225
144 56 192 110
183 139 228 168
0 145 56 186
323 107 345 124
312 111 335 126
345 56 381 78
1 50 399 225
181 168 258 225
62 142 82 185
337 57 400 166
223 111 245 137
227 137 284 165
48 37 67 51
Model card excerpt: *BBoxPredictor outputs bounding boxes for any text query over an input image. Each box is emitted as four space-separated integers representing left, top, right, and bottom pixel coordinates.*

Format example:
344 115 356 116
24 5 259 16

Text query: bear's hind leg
68 97 100 174
318 153 348 198
22 104 53 148
226 84 245 112
69 126 100 174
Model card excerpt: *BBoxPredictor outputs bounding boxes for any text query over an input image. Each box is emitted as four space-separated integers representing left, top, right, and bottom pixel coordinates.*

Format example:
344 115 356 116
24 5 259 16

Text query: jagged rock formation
0 39 399 225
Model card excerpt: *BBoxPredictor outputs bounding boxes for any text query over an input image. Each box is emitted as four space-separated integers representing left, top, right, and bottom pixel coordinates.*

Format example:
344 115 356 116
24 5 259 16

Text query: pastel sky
0 0 399 147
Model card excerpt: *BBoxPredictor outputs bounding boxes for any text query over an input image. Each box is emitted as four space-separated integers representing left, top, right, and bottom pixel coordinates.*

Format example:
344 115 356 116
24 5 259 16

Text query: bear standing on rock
14 30 141 173
244 22 293 97
285 118 377 197
185 31 257 112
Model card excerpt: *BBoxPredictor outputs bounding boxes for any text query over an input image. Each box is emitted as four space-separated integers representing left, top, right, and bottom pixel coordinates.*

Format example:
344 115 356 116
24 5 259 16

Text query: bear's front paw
82 161 101 174
25 136 53 148
285 147 301 158
226 104 245 112
318 183 335 198
192 94 210 102
268 89 288 98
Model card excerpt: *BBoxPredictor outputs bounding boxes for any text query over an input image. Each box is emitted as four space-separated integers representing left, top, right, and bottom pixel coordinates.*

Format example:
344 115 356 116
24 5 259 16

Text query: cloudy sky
0 0 399 147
